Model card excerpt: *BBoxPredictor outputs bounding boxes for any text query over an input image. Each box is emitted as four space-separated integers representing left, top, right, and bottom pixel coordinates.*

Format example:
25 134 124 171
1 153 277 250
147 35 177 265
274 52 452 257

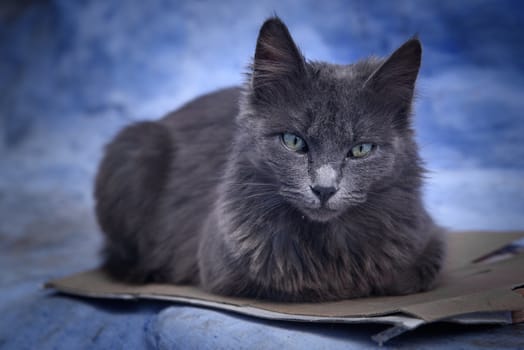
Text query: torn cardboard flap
443 231 524 270
46 231 524 340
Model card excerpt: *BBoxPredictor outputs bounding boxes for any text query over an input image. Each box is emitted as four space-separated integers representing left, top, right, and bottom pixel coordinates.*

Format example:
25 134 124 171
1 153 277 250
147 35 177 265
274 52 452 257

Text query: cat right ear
363 38 422 105
251 17 306 99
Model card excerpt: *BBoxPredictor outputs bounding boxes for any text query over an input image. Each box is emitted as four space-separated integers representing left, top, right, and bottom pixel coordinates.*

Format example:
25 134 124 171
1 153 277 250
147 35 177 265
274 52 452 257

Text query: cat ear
364 38 422 106
251 17 306 98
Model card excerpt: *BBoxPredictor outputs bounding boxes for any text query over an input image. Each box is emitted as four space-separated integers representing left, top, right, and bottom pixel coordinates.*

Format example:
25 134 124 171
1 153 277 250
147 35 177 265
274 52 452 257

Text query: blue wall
1 0 523 230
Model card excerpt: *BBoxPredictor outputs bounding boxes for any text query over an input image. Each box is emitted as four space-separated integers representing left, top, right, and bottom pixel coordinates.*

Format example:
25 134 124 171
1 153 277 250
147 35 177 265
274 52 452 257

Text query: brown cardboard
443 231 524 269
46 231 524 331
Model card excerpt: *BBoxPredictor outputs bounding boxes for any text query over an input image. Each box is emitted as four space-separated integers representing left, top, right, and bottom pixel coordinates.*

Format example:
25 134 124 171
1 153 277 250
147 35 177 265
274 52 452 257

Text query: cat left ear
364 38 422 105
251 17 306 98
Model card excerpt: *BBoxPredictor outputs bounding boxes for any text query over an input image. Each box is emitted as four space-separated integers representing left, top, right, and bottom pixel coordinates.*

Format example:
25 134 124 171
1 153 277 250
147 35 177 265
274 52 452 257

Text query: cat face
239 18 421 222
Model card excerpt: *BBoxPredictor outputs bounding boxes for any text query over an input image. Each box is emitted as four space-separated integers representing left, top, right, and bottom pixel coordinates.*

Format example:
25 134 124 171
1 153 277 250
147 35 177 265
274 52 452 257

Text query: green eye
281 133 307 153
349 143 374 158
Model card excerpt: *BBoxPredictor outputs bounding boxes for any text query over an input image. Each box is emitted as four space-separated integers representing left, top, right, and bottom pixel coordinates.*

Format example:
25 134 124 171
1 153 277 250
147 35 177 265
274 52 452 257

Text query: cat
94 17 445 302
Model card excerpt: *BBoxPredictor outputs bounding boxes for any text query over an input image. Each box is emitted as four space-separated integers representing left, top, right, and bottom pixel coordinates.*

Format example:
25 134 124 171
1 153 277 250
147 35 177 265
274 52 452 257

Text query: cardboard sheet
46 231 524 343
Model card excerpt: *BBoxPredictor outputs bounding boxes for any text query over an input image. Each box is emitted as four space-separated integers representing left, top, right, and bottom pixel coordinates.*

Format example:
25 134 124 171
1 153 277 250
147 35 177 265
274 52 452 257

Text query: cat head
237 17 423 222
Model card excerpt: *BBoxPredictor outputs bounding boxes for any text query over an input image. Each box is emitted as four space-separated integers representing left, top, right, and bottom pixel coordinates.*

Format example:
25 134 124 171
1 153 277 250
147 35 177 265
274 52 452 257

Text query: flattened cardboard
46 231 524 342
443 231 524 269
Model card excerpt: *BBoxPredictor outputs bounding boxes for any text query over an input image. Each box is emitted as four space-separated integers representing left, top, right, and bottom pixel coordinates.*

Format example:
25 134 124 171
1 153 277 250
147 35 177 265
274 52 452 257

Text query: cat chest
239 230 407 296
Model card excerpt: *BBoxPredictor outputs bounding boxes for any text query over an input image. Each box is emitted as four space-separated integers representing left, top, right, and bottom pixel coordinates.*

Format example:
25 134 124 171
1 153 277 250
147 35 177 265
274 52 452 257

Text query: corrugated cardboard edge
44 273 423 324
512 287 524 323
45 258 524 323
45 231 524 344
45 271 428 345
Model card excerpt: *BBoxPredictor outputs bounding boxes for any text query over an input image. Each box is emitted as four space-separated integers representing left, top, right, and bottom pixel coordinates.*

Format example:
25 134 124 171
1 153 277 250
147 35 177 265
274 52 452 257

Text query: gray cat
95 17 445 302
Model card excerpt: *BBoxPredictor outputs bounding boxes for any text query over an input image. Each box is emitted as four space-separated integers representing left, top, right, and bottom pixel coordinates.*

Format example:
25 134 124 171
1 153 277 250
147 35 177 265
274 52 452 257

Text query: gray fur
95 17 445 301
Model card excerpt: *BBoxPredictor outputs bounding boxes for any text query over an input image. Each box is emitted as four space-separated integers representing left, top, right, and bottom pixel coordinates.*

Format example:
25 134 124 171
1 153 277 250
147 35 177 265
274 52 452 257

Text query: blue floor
1 1 523 348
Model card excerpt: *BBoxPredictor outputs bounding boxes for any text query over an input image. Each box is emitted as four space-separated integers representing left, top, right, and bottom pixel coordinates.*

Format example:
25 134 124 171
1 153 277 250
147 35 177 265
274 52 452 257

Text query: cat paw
386 234 445 295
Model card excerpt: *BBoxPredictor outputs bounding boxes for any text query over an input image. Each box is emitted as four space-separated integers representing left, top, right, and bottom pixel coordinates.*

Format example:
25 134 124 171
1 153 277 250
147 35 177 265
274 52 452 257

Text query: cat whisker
340 195 367 203
279 188 304 196
250 201 286 223
228 182 279 188
240 193 279 201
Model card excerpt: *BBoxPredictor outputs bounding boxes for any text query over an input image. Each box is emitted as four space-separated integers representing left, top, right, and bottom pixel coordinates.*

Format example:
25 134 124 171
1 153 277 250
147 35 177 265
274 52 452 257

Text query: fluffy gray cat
95 17 445 302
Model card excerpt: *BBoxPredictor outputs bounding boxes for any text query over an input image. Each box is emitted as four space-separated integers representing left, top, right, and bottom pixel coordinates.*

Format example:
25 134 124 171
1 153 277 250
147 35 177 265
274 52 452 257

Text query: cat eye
348 143 374 158
281 133 307 153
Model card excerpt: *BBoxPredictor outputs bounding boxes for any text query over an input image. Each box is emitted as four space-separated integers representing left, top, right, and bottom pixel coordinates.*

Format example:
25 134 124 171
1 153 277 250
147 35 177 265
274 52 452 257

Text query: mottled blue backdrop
1 1 524 348
2 0 523 231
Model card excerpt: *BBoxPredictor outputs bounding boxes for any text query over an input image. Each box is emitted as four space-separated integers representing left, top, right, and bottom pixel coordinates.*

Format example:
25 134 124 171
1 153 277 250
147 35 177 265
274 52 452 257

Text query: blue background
1 0 524 231
1 1 524 348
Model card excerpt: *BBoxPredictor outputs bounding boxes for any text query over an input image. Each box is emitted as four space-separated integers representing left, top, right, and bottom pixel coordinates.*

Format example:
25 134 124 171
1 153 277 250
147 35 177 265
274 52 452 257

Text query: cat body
95 18 445 302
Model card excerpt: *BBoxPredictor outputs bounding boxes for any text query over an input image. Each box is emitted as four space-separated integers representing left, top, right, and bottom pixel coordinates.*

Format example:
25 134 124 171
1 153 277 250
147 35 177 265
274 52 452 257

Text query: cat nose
310 185 338 203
